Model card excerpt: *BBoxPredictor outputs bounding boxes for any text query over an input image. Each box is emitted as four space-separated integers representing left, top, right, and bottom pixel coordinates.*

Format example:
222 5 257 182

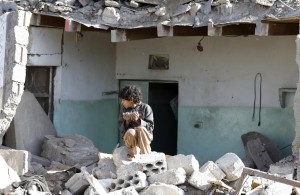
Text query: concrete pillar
0 10 31 144
293 35 300 160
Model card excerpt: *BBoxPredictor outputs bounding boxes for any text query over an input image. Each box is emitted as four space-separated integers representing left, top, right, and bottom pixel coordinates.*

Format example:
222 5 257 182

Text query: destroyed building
1 0 300 194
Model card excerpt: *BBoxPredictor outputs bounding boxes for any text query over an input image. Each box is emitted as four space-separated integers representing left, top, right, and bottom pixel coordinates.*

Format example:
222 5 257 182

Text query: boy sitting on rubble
118 85 154 160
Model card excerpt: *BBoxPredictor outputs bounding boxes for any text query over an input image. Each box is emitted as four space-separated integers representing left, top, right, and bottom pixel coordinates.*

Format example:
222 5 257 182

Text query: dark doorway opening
148 82 178 155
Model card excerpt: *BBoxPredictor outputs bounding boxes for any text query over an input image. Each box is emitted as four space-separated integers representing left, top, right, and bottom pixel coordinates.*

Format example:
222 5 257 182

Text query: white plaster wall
27 27 63 66
116 36 298 107
55 31 117 101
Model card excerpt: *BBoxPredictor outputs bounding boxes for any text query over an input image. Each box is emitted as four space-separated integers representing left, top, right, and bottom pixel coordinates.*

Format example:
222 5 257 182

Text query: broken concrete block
102 7 120 25
215 153 245 181
245 186 263 195
95 152 117 179
260 182 293 195
172 4 191 17
140 183 184 195
155 7 166 16
41 134 99 167
189 3 201 16
148 168 186 185
199 161 226 181
65 173 90 195
105 0 121 8
219 1 232 16
112 146 132 169
130 1 140 8
167 154 199 175
5 91 57 156
108 186 139 195
0 148 31 175
84 178 115 194
253 0 275 6
0 155 20 192
117 151 167 177
110 171 147 192
78 0 92 6
188 171 212 191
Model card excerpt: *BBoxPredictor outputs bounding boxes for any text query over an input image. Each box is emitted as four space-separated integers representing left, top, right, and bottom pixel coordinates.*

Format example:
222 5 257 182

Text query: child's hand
130 112 139 121
123 112 131 121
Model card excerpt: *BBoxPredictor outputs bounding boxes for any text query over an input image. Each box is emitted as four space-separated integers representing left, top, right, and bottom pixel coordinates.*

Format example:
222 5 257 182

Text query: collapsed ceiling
6 0 300 30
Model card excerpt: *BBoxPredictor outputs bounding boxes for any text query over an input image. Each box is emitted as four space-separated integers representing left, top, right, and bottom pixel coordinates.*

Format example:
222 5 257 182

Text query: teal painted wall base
54 99 119 153
178 107 295 164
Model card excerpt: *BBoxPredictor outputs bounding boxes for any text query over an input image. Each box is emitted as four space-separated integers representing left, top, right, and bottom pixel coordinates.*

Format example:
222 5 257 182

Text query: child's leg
123 128 138 159
135 126 152 154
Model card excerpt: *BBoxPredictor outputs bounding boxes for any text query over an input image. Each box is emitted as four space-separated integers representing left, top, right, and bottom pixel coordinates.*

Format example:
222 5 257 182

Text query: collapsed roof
7 0 300 30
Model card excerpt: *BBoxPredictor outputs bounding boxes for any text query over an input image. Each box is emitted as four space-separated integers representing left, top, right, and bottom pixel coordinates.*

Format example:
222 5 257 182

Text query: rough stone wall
293 35 300 160
0 10 31 144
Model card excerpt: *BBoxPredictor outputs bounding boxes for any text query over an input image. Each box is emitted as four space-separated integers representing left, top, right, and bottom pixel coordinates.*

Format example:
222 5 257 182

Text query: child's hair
119 85 142 103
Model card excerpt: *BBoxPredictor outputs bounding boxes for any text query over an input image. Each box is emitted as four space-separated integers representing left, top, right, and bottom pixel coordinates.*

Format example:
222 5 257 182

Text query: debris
0 148 31 175
148 168 186 185
78 0 92 7
215 153 245 181
102 7 120 25
94 152 117 179
110 171 147 191
172 4 191 17
105 0 121 8
167 154 199 175
0 155 20 193
199 161 226 181
188 171 213 191
155 6 166 16
65 172 90 195
140 182 184 195
41 134 99 167
81 167 108 195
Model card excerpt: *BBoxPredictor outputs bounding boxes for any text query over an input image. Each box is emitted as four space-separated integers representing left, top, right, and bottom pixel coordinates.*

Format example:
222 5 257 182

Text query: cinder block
215 153 245 181
12 63 26 83
14 44 28 65
96 158 117 179
14 26 29 46
140 182 184 195
0 148 31 175
167 154 199 175
108 186 139 195
188 171 212 191
109 171 147 192
199 161 225 181
117 151 167 177
65 173 89 195
148 168 186 185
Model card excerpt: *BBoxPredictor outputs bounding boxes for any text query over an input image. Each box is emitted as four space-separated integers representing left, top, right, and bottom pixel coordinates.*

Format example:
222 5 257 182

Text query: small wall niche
148 54 169 70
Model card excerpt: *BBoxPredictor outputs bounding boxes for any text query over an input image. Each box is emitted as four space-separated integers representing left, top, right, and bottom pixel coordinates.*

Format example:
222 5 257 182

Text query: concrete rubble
1 133 300 194
1 0 297 30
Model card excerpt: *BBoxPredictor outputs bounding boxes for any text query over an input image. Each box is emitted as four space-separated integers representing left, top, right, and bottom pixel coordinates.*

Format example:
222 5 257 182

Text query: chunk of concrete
102 7 120 25
167 154 199 175
78 0 92 6
5 91 56 156
41 134 99 167
105 0 121 8
108 186 139 195
109 171 147 192
65 173 89 195
116 151 167 177
155 7 166 16
148 168 186 185
172 4 191 17
140 183 184 195
96 152 117 179
0 155 20 192
112 146 132 169
0 148 30 175
260 182 293 195
199 161 225 181
188 171 212 191
215 153 245 181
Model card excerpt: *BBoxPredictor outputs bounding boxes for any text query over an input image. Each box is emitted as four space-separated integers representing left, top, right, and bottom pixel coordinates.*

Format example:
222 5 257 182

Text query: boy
118 85 154 160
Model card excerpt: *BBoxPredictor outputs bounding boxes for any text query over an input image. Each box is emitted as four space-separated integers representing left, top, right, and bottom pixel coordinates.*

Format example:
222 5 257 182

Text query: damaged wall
54 31 118 153
0 10 31 144
116 36 297 163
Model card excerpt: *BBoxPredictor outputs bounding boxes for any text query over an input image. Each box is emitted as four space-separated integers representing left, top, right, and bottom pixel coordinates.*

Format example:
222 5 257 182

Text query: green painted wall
178 106 295 164
54 99 119 153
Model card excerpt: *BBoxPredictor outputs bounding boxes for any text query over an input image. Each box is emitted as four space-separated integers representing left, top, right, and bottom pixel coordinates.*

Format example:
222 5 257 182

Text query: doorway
148 82 178 155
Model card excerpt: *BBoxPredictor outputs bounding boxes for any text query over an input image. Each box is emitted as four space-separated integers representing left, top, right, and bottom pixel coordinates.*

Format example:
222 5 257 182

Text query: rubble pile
3 0 299 30
0 134 299 194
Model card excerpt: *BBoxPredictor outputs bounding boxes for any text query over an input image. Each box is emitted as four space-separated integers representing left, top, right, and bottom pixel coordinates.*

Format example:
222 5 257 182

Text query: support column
293 34 300 161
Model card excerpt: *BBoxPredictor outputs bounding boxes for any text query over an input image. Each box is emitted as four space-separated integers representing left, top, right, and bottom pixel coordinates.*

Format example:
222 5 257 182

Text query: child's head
119 85 142 105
